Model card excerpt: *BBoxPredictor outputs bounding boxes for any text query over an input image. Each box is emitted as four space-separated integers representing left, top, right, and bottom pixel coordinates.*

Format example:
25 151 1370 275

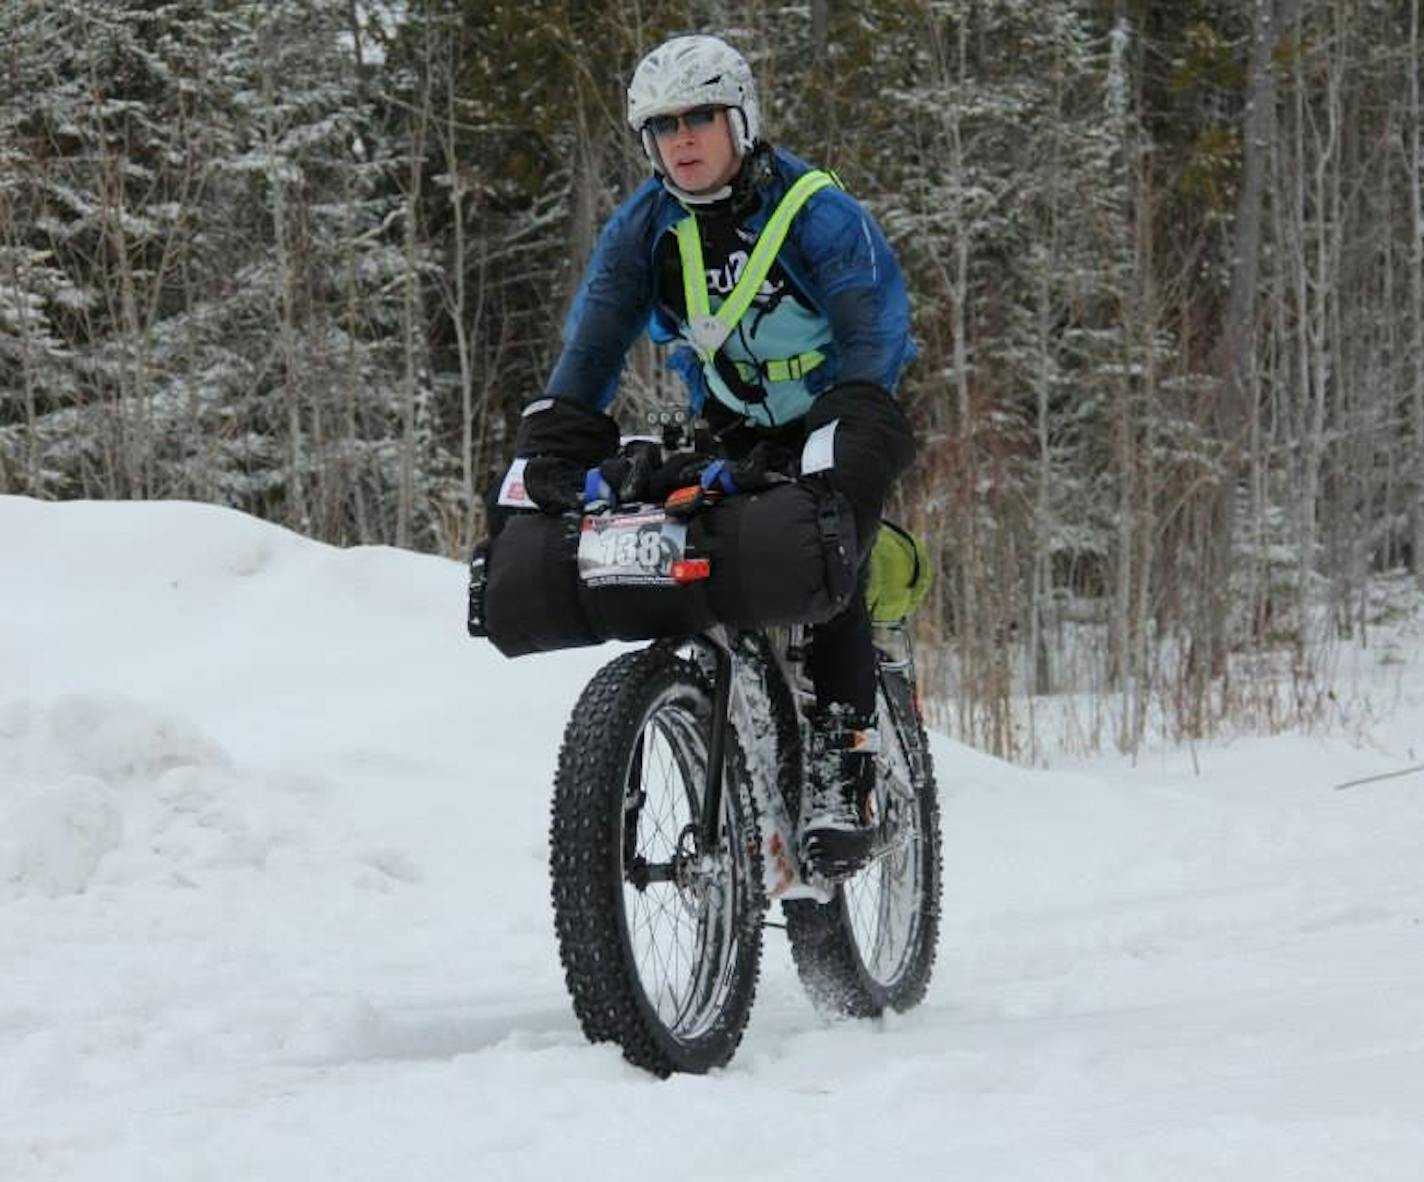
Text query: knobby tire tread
549 646 765 1076
783 671 942 1019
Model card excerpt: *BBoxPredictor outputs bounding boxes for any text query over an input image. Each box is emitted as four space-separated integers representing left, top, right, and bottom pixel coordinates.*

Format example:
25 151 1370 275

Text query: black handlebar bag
695 482 858 629
481 508 715 658
480 512 600 658
478 483 858 658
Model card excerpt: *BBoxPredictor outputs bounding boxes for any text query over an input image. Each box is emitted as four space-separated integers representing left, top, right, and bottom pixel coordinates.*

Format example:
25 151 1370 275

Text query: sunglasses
646 106 723 140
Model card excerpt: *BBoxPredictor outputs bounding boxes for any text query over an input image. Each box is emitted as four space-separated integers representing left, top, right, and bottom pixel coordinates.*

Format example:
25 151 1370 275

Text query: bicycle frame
690 625 832 903
691 619 927 905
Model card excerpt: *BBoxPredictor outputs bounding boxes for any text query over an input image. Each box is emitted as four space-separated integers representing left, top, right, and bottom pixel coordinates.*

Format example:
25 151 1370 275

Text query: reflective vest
674 169 838 422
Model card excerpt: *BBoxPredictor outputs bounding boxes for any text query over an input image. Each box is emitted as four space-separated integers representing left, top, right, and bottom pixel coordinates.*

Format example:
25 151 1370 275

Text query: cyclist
500 34 916 879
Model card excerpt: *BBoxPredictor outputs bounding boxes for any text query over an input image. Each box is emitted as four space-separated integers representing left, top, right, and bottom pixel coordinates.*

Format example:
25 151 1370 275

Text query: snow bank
2 493 1423 1182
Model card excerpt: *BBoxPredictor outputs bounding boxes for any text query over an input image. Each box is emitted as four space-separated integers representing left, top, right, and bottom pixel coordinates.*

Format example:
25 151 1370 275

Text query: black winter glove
512 397 620 465
647 450 717 502
803 381 916 548
487 397 624 522
521 456 587 512
591 439 663 507
523 439 666 512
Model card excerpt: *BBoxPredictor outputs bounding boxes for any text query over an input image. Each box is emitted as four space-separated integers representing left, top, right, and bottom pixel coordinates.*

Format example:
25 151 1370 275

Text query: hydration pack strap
675 169 838 371
730 349 827 384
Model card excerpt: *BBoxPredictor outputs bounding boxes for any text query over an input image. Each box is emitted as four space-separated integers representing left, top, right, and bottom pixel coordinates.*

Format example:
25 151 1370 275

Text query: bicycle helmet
627 35 761 180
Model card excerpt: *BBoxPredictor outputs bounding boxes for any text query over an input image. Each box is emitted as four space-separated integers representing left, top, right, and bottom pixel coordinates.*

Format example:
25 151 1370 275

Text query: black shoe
801 709 879 880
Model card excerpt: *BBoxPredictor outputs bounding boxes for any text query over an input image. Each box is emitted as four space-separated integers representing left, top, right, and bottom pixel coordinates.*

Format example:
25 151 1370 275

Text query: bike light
671 558 711 583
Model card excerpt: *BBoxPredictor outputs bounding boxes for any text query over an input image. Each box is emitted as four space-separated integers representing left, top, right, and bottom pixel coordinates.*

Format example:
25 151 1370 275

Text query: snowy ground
3 494 1423 1181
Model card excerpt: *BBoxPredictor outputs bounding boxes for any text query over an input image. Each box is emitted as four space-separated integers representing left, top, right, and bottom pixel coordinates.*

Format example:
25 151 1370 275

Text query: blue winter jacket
544 148 915 425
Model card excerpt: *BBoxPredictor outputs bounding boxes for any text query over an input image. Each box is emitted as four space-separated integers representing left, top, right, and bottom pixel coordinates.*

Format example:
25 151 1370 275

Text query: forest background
4 0 1423 761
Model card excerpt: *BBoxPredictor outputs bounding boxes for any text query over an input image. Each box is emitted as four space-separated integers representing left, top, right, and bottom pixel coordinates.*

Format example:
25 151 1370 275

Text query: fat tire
549 645 766 1076
783 668 942 1019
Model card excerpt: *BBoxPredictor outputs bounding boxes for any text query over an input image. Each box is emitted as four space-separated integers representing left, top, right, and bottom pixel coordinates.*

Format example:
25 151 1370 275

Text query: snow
3 493 1424 1181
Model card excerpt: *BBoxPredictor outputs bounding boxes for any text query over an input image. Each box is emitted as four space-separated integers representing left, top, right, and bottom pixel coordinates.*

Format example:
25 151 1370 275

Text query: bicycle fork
697 633 833 903
699 642 734 859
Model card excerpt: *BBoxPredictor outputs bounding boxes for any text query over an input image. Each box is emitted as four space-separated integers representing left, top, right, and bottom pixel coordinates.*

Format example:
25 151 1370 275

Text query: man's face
651 106 740 194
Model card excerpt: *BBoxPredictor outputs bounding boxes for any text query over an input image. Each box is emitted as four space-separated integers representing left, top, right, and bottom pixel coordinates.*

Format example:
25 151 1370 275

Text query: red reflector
665 485 702 512
671 558 711 583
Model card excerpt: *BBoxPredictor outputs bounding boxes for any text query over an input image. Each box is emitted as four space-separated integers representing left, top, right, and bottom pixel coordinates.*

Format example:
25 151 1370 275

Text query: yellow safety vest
673 169 838 385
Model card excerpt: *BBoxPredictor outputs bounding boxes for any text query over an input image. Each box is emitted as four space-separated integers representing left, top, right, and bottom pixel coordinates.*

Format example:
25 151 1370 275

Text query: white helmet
626 35 761 174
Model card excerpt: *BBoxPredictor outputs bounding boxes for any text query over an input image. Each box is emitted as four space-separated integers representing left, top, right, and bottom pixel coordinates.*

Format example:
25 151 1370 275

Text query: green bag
865 521 932 624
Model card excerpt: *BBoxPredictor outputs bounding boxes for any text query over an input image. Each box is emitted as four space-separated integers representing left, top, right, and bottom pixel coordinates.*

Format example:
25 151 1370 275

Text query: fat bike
548 606 942 1076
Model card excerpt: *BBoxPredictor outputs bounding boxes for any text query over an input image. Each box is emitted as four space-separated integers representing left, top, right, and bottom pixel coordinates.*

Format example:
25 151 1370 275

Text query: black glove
648 450 717 501
803 382 916 546
589 439 662 507
512 397 620 464
521 456 587 512
523 439 666 513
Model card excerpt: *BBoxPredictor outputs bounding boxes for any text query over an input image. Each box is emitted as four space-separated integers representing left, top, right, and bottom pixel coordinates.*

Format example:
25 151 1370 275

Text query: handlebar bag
575 508 716 641
482 511 601 658
695 482 859 629
482 483 858 657
483 508 715 657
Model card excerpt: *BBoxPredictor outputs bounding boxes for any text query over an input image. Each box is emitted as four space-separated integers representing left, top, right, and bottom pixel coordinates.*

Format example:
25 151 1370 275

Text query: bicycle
543 510 942 1076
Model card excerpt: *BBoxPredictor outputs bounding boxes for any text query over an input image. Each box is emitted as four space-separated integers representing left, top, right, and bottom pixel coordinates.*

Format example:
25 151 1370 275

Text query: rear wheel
550 645 766 1075
784 660 941 1018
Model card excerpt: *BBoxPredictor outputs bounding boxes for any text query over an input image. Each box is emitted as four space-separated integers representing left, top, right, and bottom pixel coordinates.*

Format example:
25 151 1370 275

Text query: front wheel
549 645 766 1076
784 662 942 1018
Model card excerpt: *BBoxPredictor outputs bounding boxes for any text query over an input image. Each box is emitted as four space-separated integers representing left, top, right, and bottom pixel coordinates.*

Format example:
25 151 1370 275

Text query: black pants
806 556 876 720
702 390 909 726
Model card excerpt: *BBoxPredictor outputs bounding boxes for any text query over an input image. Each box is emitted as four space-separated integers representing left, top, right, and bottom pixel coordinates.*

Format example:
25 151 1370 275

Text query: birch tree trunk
433 19 478 554
397 17 434 549
259 21 307 532
1298 0 1341 657
1124 18 1157 754
1284 2 1313 664
1029 31 1065 711
1213 0 1286 683
1410 0 1424 580
947 13 980 742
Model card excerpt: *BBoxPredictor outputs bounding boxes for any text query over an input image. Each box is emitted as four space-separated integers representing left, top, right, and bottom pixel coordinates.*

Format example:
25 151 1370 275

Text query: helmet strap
662 178 734 205
727 107 756 154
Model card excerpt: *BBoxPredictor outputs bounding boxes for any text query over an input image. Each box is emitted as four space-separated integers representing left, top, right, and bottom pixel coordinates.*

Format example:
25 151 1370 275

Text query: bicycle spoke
835 679 928 989
617 693 743 1038
552 645 765 1075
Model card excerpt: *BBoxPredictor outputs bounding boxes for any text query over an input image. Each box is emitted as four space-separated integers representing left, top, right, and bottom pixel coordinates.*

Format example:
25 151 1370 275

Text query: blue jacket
544 148 915 424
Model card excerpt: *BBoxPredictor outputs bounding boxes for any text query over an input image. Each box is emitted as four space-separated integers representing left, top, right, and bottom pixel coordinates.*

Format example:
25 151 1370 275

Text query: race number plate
577 509 689 587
